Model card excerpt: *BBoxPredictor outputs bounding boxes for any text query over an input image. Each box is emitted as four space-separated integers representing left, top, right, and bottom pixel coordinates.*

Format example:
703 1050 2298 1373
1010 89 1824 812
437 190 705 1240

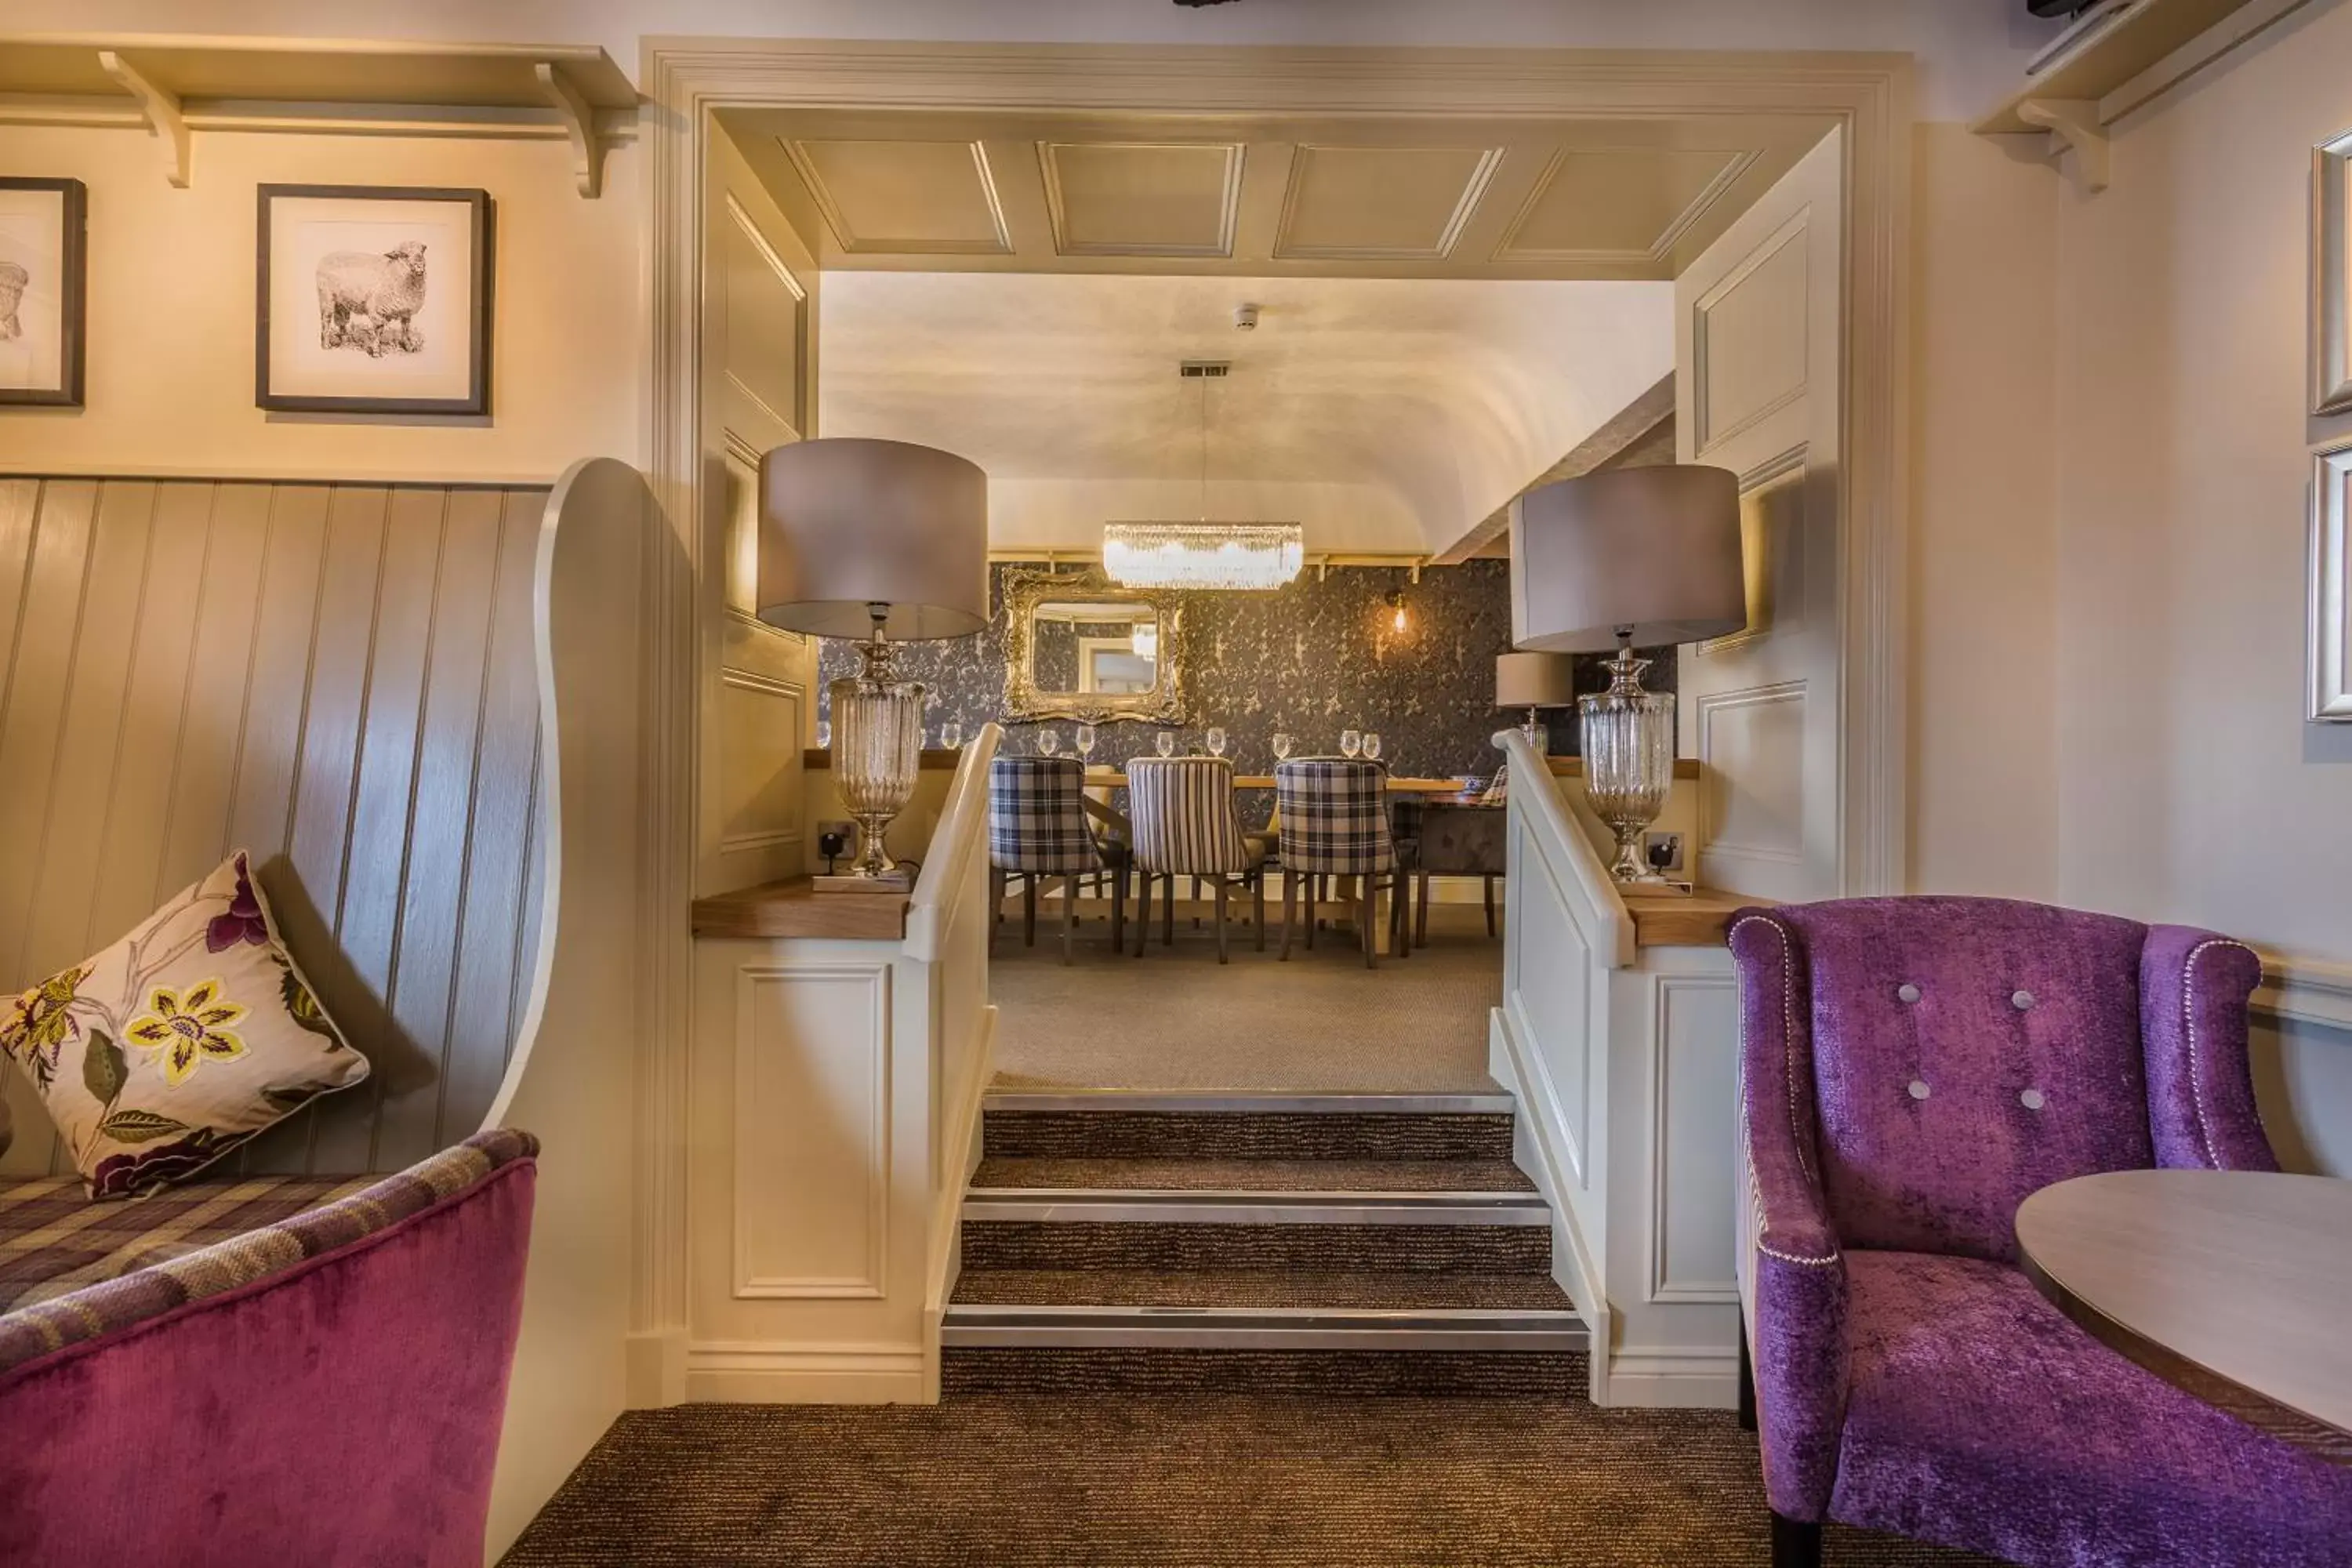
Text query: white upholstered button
1907 1079 1930 1101
2020 1088 2046 1111
2012 989 2035 1010
1896 983 1922 1004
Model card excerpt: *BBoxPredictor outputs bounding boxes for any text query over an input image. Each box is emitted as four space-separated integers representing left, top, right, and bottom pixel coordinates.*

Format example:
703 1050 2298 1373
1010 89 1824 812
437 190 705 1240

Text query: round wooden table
2016 1169 2352 1465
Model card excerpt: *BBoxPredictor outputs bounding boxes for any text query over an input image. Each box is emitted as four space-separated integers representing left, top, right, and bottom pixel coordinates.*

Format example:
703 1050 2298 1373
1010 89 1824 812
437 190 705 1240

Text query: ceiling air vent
1179 361 1231 378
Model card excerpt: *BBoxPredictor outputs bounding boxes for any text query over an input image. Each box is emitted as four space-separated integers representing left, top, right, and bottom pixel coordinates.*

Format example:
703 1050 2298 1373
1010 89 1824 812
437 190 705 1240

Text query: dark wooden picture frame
256 183 493 416
0 176 88 408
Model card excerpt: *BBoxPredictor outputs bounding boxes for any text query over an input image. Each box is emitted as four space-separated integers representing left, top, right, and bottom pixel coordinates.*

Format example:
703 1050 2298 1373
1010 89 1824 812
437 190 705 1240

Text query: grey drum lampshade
1494 652 1574 709
757 437 990 639
1509 465 1746 652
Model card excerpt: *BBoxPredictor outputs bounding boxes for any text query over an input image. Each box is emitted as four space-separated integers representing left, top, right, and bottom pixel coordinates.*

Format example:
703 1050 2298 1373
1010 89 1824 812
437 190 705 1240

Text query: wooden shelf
1971 0 2298 187
692 877 909 942
0 33 637 193
1626 887 1762 949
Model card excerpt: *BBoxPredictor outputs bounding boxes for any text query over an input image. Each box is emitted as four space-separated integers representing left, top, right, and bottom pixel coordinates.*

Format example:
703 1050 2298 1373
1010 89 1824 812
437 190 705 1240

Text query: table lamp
1494 651 1575 753
1511 465 1744 885
759 437 989 891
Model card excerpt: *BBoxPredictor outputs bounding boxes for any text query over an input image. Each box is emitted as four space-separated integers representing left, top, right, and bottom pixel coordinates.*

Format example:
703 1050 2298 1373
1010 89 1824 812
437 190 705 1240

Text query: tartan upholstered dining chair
1124 755 1267 963
988 754 1122 963
1274 758 1410 967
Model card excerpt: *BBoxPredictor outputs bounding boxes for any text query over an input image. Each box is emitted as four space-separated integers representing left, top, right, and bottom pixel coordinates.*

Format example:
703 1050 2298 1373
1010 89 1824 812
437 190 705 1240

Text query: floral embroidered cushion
0 851 371 1199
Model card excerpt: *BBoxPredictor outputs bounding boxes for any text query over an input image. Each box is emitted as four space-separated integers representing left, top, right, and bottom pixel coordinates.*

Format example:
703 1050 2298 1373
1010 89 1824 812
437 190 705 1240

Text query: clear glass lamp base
830 662 924 885
1579 647 1676 887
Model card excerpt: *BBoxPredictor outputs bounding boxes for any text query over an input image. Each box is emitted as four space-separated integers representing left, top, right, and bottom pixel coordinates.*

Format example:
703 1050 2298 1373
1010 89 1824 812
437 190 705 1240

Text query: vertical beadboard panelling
0 476 547 1178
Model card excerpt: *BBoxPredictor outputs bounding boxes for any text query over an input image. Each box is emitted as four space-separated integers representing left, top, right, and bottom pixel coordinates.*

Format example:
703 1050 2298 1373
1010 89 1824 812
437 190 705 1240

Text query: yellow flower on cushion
127 980 249 1085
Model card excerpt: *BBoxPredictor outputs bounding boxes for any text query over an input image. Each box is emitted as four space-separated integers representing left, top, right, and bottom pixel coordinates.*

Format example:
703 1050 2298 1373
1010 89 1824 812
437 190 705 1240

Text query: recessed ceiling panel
1040 142 1243 257
783 138 1011 254
1275 145 1504 260
1497 147 1755 263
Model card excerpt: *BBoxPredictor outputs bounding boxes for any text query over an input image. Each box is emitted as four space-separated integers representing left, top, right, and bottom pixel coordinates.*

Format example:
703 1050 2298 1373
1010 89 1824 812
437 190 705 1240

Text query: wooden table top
2016 1169 2352 1463
691 877 909 941
1625 887 1755 947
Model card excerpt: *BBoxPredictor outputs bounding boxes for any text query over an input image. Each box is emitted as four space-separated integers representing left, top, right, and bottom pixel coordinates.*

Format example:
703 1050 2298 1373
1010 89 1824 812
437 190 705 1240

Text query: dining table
1080 768 1473 793
2013 1167 2352 1464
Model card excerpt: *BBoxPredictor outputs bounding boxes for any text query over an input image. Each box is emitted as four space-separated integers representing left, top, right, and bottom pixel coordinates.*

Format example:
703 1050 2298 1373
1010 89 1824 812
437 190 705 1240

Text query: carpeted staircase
942 1091 1583 1393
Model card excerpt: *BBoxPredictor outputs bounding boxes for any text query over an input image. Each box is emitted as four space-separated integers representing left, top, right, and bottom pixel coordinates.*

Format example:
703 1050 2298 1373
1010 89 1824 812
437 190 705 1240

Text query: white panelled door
1675 128 1844 903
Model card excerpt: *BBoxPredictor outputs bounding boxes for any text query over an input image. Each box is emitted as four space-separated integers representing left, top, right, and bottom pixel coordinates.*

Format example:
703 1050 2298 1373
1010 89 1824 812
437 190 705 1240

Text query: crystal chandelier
1102 360 1302 591
1103 522 1304 590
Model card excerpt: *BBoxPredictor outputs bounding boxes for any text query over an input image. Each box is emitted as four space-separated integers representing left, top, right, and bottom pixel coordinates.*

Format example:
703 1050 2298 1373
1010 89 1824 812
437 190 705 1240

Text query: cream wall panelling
0 474 546 1180
697 122 820 904
0 34 637 194
1678 130 1846 903
681 726 1001 1406
1484 731 1743 1408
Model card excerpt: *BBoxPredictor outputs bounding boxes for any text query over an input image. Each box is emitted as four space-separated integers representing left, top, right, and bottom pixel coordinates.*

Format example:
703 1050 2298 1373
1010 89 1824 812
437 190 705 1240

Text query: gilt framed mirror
1003 566 1185 723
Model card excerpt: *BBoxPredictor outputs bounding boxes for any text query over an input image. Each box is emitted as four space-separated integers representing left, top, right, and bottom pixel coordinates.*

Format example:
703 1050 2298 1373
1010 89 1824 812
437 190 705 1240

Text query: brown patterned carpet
503 1369 2005 1567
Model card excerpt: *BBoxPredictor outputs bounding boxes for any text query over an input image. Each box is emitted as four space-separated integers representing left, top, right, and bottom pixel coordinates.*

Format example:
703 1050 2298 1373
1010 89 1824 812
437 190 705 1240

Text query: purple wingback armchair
1730 898 2351 1568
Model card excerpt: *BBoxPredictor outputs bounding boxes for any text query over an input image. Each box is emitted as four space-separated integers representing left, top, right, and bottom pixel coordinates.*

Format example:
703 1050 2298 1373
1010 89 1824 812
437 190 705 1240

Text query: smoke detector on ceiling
1233 302 1260 331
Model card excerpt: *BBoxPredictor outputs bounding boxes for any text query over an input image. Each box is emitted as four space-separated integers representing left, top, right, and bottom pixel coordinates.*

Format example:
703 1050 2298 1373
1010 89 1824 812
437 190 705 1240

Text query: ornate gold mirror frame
1002 565 1185 723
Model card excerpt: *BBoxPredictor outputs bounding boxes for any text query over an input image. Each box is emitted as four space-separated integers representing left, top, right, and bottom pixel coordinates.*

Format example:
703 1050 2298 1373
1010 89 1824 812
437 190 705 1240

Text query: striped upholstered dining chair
1123 755 1268 963
988 754 1122 963
1274 757 1410 967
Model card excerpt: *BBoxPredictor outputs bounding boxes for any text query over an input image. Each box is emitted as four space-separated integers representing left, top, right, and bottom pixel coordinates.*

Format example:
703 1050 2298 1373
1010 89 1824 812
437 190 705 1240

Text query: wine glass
1039 728 1060 757
1363 732 1383 763
941 720 964 750
1155 731 1175 758
1340 728 1362 759
1206 727 1228 758
1075 724 1097 766
1272 732 1293 763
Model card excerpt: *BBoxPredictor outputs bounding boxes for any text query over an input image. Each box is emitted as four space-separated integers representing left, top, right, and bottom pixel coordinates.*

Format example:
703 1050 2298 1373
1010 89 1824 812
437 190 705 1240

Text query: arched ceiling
817 270 1671 556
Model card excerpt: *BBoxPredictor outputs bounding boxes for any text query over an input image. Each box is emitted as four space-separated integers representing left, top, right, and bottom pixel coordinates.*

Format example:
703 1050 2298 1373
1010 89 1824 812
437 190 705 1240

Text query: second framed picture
257 184 493 416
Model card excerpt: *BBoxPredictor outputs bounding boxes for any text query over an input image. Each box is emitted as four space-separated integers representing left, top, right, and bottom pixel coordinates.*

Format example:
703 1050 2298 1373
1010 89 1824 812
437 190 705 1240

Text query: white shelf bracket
534 61 603 198
97 49 190 188
2016 98 2110 194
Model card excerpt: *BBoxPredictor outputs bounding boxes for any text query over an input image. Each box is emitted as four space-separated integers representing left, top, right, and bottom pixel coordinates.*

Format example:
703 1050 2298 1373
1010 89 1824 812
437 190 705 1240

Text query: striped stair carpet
942 1092 1583 1392
502 1091 2002 1565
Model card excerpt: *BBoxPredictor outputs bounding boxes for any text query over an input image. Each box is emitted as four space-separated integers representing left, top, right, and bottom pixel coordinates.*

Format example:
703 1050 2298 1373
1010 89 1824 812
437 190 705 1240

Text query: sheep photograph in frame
0 176 87 408
256 184 492 416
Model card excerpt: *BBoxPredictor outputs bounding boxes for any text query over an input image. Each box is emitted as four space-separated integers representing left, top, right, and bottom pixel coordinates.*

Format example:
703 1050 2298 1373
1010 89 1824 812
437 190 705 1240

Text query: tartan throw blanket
0 1127 538 1374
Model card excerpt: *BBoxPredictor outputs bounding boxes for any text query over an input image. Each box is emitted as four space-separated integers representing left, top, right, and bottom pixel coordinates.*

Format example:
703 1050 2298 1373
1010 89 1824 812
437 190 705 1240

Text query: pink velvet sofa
0 1127 537 1566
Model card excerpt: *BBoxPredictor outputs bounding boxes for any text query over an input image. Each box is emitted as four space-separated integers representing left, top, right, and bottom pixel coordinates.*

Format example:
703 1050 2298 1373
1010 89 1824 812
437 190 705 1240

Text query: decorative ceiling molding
782 136 1013 254
1271 143 1505 261
1494 146 1758 265
1038 140 1245 257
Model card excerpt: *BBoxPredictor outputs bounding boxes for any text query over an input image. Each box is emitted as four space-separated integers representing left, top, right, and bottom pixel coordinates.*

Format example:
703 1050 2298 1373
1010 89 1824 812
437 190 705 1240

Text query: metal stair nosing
959 1189 1553 1226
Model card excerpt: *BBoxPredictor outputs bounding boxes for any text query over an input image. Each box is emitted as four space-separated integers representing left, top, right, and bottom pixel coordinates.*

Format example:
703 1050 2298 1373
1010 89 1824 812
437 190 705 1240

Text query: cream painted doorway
1674 128 1846 902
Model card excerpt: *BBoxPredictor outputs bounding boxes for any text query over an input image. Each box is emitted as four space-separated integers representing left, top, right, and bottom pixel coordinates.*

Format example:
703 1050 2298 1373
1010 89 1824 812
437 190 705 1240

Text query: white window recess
0 34 637 195
1973 0 2317 193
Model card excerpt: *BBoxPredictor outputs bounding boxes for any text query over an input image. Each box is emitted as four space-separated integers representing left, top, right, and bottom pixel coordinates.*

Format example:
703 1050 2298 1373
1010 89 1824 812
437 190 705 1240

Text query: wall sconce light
1385 587 1409 633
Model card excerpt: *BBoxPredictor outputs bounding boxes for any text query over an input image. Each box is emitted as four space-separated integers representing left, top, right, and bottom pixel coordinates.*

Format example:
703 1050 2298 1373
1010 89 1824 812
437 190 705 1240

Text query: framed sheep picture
256 184 493 416
0 176 86 408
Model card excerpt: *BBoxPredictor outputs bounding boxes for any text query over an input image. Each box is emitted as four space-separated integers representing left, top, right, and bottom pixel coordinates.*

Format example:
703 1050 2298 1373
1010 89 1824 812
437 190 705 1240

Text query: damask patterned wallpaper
818 561 1675 799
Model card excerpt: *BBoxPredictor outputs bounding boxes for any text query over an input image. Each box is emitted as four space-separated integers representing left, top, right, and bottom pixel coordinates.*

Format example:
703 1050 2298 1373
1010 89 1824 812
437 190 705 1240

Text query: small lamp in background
759 438 989 891
1511 465 1744 886
1494 651 1574 753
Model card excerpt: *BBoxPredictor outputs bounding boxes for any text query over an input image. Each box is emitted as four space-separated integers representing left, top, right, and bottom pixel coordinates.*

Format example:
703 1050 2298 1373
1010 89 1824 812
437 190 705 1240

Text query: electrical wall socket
1643 830 1686 874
